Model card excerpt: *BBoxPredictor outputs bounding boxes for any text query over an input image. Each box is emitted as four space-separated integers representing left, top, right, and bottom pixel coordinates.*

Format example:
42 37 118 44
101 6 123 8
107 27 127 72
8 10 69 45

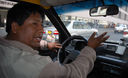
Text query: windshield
0 0 128 43
54 0 128 42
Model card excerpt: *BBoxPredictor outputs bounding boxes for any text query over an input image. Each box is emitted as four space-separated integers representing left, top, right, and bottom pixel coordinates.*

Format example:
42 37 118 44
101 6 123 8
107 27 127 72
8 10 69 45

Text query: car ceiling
40 0 86 6
8 0 87 6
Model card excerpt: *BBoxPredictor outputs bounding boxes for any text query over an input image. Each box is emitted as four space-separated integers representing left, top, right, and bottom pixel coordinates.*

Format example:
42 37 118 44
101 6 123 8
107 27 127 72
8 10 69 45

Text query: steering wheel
58 35 88 64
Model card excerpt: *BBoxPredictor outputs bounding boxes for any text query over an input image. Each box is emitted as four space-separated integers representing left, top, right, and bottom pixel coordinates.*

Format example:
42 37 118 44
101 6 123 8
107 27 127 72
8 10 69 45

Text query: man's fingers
55 43 62 48
89 32 96 39
55 44 62 48
97 32 107 40
101 36 110 42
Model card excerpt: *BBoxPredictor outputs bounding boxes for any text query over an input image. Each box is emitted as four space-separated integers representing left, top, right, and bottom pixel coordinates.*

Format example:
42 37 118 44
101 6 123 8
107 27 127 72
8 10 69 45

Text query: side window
84 24 92 29
73 22 79 29
43 16 59 42
79 22 83 29
81 22 87 29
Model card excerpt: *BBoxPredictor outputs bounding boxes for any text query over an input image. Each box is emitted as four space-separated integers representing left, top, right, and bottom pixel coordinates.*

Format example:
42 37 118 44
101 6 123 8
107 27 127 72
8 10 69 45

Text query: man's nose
38 24 44 32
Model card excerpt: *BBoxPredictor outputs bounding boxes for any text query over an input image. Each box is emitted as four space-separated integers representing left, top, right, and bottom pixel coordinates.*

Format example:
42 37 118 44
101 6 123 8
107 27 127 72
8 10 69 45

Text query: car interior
1 0 128 78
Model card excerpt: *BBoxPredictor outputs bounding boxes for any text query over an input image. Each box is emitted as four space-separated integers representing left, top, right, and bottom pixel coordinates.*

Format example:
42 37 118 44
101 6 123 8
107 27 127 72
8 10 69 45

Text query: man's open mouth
34 36 42 42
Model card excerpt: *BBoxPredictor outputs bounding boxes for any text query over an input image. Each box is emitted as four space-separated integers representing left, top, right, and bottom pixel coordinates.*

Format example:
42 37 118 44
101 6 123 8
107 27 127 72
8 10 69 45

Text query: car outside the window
123 29 128 39
64 20 98 38
114 24 127 33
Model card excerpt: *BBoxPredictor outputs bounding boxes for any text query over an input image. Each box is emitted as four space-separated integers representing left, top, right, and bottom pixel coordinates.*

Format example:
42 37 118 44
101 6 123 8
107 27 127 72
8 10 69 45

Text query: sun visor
40 0 85 6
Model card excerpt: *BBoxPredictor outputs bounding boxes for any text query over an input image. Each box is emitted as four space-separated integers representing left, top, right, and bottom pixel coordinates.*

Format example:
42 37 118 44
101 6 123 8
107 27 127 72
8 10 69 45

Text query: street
98 28 123 42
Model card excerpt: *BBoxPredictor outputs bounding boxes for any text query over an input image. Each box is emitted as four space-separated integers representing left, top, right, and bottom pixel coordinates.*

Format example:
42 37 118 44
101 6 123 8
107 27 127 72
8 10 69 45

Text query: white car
64 20 98 38
114 24 127 33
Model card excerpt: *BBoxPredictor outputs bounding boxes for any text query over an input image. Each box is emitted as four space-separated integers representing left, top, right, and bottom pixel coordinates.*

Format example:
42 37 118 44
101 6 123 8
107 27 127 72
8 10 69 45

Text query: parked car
64 20 98 38
123 29 128 39
114 24 127 33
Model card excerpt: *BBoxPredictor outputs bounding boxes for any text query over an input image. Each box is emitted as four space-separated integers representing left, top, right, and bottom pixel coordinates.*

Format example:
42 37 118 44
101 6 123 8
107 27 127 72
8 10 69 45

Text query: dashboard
39 39 128 78
88 42 128 78
102 43 126 55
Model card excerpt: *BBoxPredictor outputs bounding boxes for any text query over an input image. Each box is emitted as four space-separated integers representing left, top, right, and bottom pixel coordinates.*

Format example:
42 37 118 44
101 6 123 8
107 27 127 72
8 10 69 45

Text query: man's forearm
39 46 96 78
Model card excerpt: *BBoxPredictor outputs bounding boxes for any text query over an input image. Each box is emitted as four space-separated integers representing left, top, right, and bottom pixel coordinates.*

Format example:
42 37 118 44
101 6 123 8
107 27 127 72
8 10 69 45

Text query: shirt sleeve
40 40 48 49
39 46 96 78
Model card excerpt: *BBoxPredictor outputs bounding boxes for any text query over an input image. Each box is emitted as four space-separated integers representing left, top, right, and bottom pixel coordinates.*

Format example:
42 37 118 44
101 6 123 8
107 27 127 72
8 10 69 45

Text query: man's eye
33 23 38 25
41 23 44 27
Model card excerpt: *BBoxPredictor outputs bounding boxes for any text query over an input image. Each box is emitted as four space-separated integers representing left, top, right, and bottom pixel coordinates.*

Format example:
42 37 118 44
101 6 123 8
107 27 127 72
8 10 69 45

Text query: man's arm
39 32 109 78
39 46 95 78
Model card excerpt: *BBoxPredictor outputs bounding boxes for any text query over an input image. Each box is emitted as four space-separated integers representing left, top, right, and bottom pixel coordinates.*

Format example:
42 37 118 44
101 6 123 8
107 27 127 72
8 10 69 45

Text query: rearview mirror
90 5 119 17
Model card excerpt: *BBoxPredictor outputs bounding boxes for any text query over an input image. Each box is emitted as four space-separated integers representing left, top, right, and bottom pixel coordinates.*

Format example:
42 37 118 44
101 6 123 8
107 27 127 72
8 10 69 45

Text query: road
98 28 123 42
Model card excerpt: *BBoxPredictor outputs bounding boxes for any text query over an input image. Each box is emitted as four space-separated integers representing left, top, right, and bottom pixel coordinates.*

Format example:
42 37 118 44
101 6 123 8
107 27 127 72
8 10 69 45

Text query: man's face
15 12 43 49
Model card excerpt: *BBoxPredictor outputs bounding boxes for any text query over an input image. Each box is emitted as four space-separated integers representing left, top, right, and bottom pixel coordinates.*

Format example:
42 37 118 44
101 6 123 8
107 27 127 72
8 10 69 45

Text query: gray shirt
0 37 96 78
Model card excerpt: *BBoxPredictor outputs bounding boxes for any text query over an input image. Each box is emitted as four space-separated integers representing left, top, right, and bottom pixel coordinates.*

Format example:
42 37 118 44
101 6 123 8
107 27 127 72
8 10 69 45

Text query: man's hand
48 42 62 51
88 32 110 49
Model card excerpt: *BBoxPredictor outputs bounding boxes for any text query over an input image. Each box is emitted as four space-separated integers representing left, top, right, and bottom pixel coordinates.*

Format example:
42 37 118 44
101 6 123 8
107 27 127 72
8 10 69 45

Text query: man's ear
11 22 19 34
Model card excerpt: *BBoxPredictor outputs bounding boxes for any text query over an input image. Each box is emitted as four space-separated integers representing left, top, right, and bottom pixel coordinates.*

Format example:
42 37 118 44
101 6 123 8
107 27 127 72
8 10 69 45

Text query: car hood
91 28 98 32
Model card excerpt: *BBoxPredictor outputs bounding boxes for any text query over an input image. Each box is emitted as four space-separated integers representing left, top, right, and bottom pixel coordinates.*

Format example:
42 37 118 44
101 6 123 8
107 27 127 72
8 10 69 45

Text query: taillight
123 32 128 35
43 31 45 34
54 30 59 35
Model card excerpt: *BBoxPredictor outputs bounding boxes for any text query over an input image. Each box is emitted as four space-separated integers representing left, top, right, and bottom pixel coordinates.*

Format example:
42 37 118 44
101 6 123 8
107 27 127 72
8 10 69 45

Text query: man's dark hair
6 2 45 34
